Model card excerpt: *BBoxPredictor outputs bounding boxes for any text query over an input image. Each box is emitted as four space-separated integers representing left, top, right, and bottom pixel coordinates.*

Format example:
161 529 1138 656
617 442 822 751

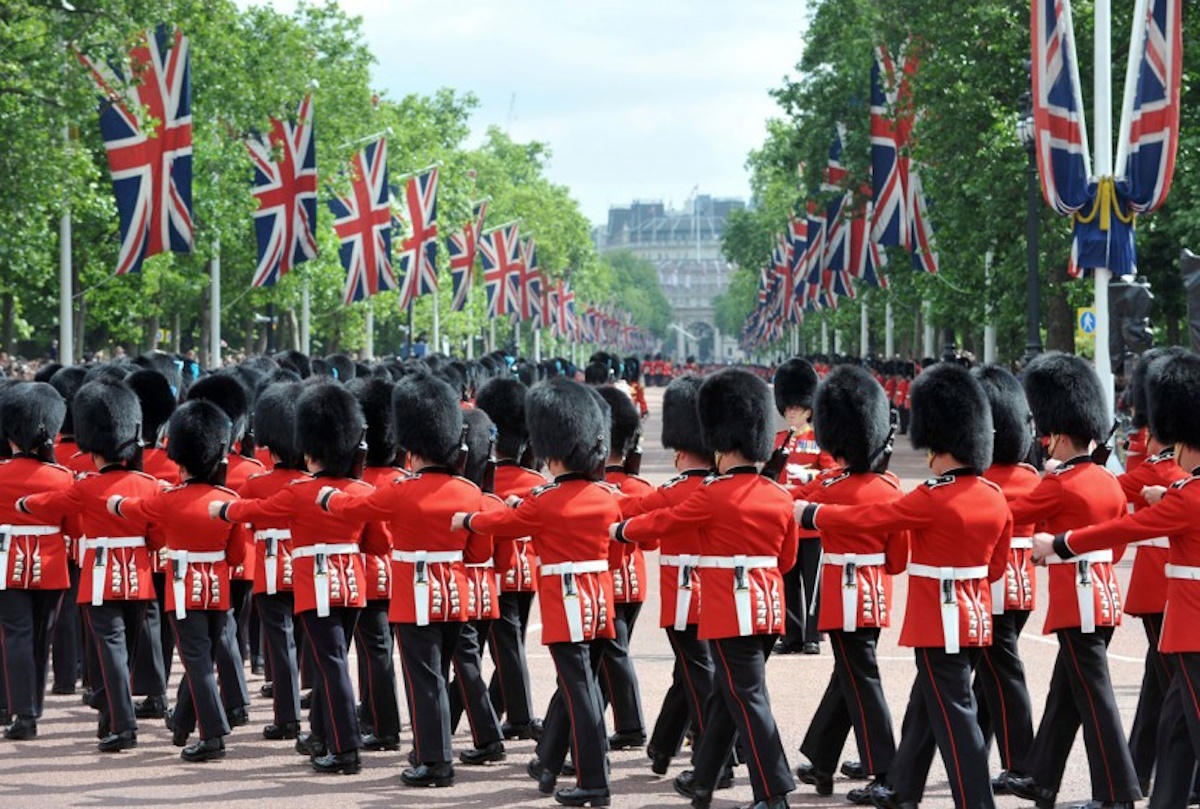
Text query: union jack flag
803 203 827 309
907 170 939 273
246 94 317 288
849 202 889 288
870 47 906 248
79 24 193 276
329 139 394 304
824 125 851 276
448 200 487 312
550 279 576 339
396 167 440 310
480 224 523 318
785 214 808 324
1122 0 1181 214
519 238 545 328
1031 0 1092 217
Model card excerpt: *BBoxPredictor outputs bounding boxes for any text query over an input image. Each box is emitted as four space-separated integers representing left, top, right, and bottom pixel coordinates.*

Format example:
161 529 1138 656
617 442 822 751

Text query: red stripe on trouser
451 656 481 745
668 629 705 733
300 613 342 754
552 647 585 786
834 631 874 774
714 640 769 793
921 648 967 804
1062 631 1116 799
170 615 207 738
982 644 1011 766
353 625 380 733
394 627 422 761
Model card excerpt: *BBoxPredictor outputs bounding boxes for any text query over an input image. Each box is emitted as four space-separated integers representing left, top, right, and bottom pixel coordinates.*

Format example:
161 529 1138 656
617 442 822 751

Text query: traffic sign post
1076 307 1097 349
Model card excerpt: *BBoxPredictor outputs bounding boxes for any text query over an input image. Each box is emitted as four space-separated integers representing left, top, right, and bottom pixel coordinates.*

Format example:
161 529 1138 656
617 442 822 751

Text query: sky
252 0 810 226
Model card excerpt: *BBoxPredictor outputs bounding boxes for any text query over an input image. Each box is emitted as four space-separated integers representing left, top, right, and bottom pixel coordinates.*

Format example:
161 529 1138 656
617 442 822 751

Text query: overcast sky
252 0 809 225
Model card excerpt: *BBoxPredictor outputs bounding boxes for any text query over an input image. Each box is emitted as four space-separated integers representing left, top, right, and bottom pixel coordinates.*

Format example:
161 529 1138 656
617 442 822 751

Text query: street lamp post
1017 64 1043 365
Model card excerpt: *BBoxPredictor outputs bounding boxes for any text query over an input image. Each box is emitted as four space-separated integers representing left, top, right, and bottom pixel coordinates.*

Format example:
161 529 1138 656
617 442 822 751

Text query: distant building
595 195 745 362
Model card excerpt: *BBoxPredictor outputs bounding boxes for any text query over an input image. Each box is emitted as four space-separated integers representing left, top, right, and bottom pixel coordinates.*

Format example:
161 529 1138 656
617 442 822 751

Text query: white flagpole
1093 0 1115 415
364 299 374 360
432 291 440 353
922 300 935 358
209 238 221 368
534 327 542 363
301 278 311 355
859 293 869 359
489 319 496 353
821 319 830 355
885 300 895 358
59 125 73 365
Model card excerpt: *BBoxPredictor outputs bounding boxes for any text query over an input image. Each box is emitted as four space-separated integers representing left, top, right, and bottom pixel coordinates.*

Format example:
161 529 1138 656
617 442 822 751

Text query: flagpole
489 319 496 353
885 299 895 358
406 298 414 358
1092 0 1115 414
301 277 311 355
922 300 935 358
984 250 997 364
432 291 440 354
59 125 73 365
533 327 542 363
821 318 830 355
210 238 221 368
859 293 869 359
364 299 374 360
513 319 521 356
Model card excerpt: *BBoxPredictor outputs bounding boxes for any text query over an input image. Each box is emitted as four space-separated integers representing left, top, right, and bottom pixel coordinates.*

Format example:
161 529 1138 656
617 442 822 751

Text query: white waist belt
1133 537 1170 549
168 550 225 619
0 525 61 592
1166 564 1200 581
993 538 1032 614
1009 536 1034 550
88 536 146 606
699 555 777 636
394 550 464 626
539 560 608 642
1046 549 1113 633
908 564 988 653
825 552 886 633
661 554 701 631
465 559 495 569
292 543 359 617
256 529 292 595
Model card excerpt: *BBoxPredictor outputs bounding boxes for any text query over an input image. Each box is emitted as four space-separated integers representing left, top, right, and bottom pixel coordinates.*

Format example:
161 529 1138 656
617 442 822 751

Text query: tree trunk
243 315 255 357
173 312 182 353
1166 315 1180 348
2 292 14 355
286 307 299 351
146 315 160 351
1045 261 1074 352
198 294 210 368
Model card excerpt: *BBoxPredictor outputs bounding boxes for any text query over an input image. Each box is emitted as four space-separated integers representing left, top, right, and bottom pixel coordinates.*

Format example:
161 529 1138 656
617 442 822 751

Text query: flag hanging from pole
480 223 523 318
246 93 317 288
329 138 394 304
78 24 193 275
396 167 439 309
519 238 545 328
448 199 487 312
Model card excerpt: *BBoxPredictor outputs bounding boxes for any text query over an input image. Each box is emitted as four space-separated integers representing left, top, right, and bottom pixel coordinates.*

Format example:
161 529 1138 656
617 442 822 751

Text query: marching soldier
1030 351 1200 808
596 384 653 752
969 365 1039 792
772 357 835 655
792 365 906 802
18 378 165 752
453 376 619 808
1000 352 1141 808
108 399 243 762
210 381 388 775
473 377 544 741
319 372 494 787
0 383 74 740
615 368 798 809
797 361 1010 809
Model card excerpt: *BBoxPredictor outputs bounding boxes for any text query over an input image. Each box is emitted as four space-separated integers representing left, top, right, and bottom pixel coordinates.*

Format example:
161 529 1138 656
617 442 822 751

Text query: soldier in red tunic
109 400 243 762
454 377 619 808
1032 352 1200 808
473 377 544 741
0 383 74 740
792 365 907 802
616 368 798 809
19 378 165 752
1000 353 1141 808
798 362 1010 809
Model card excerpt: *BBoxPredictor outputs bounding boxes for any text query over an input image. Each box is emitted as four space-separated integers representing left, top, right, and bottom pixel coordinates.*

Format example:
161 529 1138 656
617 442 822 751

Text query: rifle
350 428 368 480
760 427 795 479
870 410 900 474
1091 419 1120 467
453 423 471 477
482 429 498 494
624 430 644 476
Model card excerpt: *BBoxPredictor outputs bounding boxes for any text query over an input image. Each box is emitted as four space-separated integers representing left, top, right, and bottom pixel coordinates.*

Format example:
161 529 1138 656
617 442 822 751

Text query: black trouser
782 539 821 648
973 609 1033 771
487 590 535 725
598 600 644 735
541 640 609 791
214 601 250 716
396 621 462 764
887 647 993 809
801 627 895 777
353 599 400 738
81 599 101 693
1151 653 1200 808
169 609 232 740
86 600 148 734
648 625 713 760
692 635 793 804
449 620 503 747
0 589 63 719
131 571 170 699
230 579 253 660
1130 613 1171 785
51 561 81 691
1022 627 1141 804
298 608 361 755
256 593 301 726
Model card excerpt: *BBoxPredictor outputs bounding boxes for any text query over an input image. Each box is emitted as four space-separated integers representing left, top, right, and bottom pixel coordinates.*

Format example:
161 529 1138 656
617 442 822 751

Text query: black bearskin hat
392 373 463 466
813 365 890 473
909 362 994 473
583 361 610 385
698 368 774 462
972 365 1033 466
596 385 640 459
525 377 609 474
166 400 231 481
275 350 312 379
253 382 303 469
126 369 177 446
1023 352 1109 443
661 374 709 457
133 351 183 400
348 376 397 467
34 363 61 383
0 382 66 455
49 366 87 437
188 374 250 444
73 379 142 463
295 382 366 478
474 377 529 460
1147 352 1200 448
1129 347 1188 430
461 408 494 487
323 353 357 382
773 357 819 415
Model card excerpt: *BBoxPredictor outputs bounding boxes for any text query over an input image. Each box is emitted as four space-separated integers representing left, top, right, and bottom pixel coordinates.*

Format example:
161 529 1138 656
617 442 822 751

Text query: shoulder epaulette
214 485 238 496
1172 476 1198 490
1018 462 1040 474
822 471 851 488
130 470 157 481
660 473 688 490
246 470 271 482
924 474 955 489
594 481 621 494
704 473 731 486
977 476 1002 492
1051 462 1076 476
531 482 560 497
1148 451 1176 465
879 471 903 489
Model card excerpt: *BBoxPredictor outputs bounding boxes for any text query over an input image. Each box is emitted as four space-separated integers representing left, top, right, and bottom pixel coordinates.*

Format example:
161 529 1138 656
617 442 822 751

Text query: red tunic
803 472 1010 649
220 475 388 614
1125 426 1149 472
143 447 181 486
983 463 1042 612
113 483 244 613
606 469 655 604
620 468 798 641
465 474 619 644
225 454 265 582
358 465 404 602
0 457 74 590
491 462 545 593
54 438 87 563
1117 450 1189 615
239 468 309 596
1009 458 1128 633
775 427 836 542
1063 472 1200 652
